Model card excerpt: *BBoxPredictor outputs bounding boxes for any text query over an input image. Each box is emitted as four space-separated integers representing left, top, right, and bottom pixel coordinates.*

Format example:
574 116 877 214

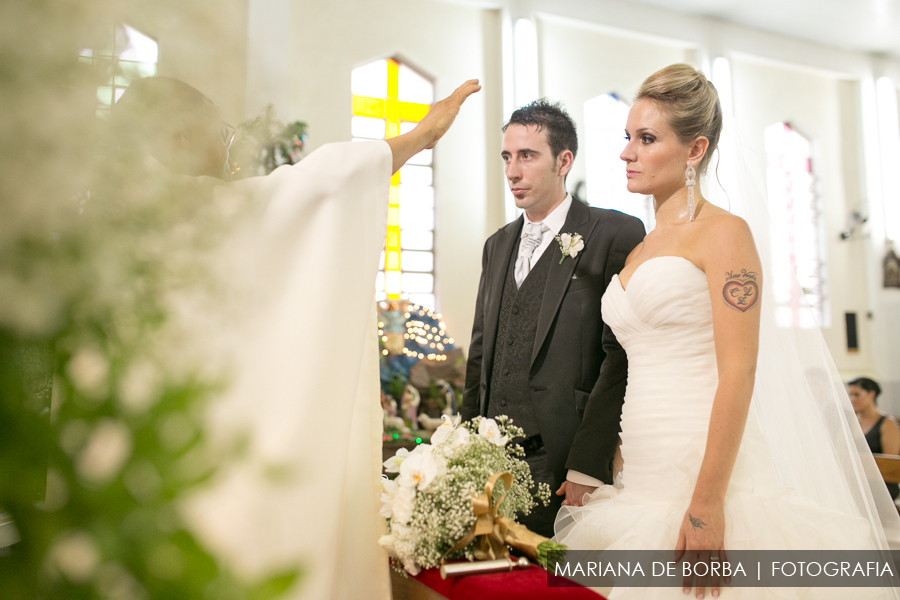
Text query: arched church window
351 59 436 310
764 122 829 328
79 24 159 117
584 93 655 231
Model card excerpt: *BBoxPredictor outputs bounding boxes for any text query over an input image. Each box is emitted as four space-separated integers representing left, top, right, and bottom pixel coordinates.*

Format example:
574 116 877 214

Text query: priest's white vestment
184 140 392 600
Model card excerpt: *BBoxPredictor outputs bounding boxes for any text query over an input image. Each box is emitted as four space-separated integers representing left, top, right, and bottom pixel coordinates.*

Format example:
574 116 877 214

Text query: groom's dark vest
486 237 553 438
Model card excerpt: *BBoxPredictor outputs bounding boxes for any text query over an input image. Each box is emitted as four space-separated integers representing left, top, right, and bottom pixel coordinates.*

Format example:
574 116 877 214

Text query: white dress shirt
523 193 604 489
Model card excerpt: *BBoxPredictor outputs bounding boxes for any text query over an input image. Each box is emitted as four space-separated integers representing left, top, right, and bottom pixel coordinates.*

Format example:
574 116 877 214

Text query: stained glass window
79 24 159 117
584 93 655 230
352 59 436 310
765 123 829 328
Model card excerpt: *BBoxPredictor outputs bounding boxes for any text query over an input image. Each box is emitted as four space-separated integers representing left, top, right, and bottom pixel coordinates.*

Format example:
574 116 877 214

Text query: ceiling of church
630 0 900 59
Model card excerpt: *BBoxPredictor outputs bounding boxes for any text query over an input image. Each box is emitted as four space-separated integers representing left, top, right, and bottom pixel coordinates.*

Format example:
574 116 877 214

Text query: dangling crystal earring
685 162 697 222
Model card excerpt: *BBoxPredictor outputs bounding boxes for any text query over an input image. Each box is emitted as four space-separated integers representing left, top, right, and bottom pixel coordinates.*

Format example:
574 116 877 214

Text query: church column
862 67 900 412
245 0 292 118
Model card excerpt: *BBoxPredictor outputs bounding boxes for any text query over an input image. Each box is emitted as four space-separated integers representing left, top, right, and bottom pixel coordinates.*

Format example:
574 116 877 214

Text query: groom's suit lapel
483 216 523 380
532 199 598 366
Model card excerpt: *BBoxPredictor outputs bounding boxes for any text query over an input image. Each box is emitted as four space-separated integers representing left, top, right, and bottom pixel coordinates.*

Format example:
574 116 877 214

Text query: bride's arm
676 214 762 595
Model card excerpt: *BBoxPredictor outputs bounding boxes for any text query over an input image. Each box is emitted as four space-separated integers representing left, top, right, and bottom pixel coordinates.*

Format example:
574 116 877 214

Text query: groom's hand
557 481 598 507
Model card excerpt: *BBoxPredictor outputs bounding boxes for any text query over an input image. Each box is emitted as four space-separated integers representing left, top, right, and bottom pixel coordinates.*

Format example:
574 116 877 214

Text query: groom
460 100 644 538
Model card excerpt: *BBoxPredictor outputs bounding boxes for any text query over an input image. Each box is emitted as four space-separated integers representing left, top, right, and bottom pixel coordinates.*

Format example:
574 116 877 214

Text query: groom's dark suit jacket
461 198 645 486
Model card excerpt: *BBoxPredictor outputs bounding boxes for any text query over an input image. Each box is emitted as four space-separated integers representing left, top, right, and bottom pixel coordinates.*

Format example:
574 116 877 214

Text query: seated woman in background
850 377 900 499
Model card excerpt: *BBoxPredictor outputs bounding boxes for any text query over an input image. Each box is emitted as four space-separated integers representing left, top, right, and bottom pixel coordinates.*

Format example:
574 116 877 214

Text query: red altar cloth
412 562 605 600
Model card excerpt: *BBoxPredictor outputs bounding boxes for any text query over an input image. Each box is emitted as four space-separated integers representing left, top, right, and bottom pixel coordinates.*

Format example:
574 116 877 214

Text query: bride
554 64 900 599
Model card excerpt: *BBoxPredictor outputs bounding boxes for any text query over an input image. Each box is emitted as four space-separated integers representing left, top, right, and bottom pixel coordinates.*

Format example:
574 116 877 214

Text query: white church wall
244 0 503 356
534 15 694 203
122 0 249 124
729 57 872 378
525 0 876 79
867 80 900 414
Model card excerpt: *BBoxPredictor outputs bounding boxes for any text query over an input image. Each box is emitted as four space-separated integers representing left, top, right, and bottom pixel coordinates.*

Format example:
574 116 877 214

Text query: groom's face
501 124 568 216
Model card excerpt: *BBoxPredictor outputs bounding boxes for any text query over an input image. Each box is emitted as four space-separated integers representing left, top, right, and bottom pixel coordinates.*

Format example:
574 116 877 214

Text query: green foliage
249 571 303 600
0 3 300 599
387 372 407 402
537 541 568 572
230 105 308 178
425 380 444 405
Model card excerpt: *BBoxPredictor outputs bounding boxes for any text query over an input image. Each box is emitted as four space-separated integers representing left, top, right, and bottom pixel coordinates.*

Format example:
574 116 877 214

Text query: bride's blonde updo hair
636 63 722 174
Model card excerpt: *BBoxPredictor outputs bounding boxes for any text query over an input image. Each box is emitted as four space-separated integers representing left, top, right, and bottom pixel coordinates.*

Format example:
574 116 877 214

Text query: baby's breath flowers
380 415 551 575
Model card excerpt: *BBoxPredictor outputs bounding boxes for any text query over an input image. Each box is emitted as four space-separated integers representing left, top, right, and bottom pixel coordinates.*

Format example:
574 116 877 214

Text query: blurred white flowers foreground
377 416 550 575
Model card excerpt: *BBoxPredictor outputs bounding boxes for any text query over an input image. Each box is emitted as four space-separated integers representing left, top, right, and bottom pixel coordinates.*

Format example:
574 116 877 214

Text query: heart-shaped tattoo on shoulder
722 270 760 312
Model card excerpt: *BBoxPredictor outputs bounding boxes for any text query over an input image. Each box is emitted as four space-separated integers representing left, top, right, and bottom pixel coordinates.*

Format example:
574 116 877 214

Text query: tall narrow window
79 24 159 117
584 93 655 231
765 122 828 327
351 59 436 310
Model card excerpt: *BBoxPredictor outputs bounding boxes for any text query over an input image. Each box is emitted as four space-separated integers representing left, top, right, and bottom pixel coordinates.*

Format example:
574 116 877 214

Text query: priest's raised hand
386 78 481 172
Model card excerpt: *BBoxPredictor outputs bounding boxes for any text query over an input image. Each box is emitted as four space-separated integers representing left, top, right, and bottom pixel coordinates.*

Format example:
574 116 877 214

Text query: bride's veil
704 114 900 552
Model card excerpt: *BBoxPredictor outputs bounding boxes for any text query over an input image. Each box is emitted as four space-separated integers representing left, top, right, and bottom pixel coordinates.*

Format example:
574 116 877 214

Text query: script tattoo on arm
688 513 707 530
722 270 760 313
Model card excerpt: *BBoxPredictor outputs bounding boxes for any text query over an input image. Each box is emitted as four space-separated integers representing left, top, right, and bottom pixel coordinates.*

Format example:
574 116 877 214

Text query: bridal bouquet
379 415 560 575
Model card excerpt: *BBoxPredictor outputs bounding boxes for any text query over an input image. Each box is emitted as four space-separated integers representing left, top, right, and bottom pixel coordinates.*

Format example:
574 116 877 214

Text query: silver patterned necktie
514 222 547 288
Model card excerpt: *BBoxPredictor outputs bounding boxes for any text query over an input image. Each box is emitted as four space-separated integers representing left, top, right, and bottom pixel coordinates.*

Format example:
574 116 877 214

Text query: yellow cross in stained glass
352 59 431 299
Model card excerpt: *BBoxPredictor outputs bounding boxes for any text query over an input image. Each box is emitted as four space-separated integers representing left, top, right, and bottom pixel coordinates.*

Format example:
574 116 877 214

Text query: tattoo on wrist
722 270 759 312
688 513 707 530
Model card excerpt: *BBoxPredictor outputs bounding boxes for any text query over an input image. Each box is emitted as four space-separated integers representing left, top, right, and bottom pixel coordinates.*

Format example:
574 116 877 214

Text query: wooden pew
873 454 900 484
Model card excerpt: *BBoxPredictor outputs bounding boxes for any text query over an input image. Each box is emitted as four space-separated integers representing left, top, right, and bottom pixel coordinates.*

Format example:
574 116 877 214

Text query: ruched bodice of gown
606 256 721 497
554 257 881 598
604 256 776 500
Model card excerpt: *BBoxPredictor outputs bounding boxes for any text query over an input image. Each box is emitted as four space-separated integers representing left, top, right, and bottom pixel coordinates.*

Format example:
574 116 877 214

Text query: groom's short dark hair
503 99 578 161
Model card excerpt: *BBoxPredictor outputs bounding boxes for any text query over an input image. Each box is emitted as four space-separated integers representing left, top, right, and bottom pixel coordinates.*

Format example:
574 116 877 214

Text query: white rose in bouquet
380 475 399 518
378 534 397 557
398 447 439 491
429 414 461 445
448 427 470 451
477 418 509 446
383 447 409 474
391 485 417 524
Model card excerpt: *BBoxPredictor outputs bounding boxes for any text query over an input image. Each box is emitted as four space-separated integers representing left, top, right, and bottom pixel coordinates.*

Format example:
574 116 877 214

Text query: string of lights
378 303 455 361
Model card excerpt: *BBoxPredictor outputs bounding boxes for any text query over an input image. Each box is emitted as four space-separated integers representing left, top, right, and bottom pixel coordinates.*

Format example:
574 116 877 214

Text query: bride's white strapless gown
554 256 882 598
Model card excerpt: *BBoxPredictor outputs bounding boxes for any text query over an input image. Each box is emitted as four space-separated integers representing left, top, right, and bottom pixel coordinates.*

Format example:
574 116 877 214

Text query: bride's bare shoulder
694 210 757 255
696 209 751 235
624 241 644 267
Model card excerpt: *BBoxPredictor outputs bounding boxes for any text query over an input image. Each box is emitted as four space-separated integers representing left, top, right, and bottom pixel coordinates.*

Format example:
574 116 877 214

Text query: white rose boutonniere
555 232 585 264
